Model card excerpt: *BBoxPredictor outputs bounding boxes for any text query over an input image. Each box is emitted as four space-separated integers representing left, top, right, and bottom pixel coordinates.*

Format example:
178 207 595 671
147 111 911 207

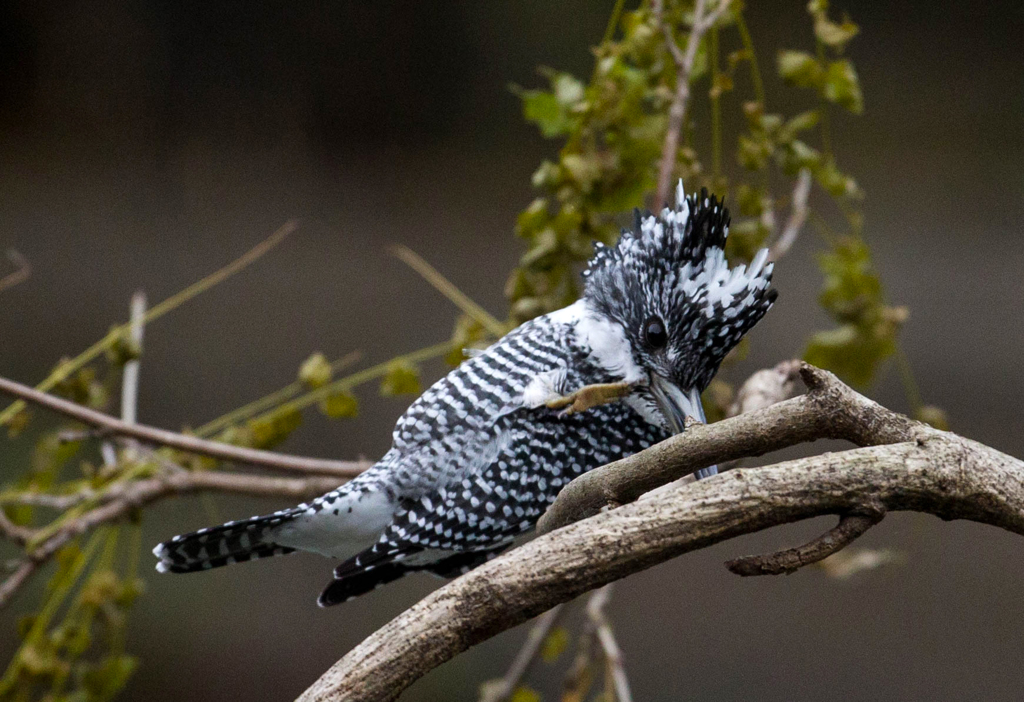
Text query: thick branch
0 375 369 477
300 431 1024 702
537 364 924 534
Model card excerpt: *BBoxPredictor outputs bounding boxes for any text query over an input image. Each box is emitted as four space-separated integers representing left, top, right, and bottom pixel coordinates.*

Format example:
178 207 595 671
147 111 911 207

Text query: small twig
121 291 146 427
1 492 91 510
653 0 734 209
586 584 632 702
0 561 37 609
10 470 346 585
725 511 885 576
479 604 567 702
562 615 599 700
58 428 113 443
104 290 147 466
390 245 507 339
769 169 813 260
0 220 299 427
0 249 31 293
0 511 36 546
0 375 370 477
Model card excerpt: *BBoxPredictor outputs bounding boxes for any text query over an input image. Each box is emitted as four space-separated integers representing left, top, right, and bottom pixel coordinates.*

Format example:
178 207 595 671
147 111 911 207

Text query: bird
152 181 777 607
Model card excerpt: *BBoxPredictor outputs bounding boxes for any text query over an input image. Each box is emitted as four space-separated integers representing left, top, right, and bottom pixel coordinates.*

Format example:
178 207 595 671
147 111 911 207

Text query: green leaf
246 404 303 450
778 139 822 175
725 219 770 262
817 237 881 321
552 72 585 106
448 314 488 366
509 686 542 702
81 654 138 701
808 0 860 50
380 361 421 397
804 323 896 387
823 59 863 113
777 50 823 87
298 352 333 389
915 405 950 431
541 626 569 663
318 391 359 419
561 154 602 192
516 199 550 239
738 134 771 171
520 90 572 138
815 15 859 50
779 110 821 142
6 407 30 438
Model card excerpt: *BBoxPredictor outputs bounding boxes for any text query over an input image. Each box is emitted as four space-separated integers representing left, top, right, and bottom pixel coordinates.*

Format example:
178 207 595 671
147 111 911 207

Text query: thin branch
0 249 31 293
0 511 36 546
586 584 632 702
194 349 362 438
23 470 346 570
653 0 734 209
0 375 369 477
769 169 813 260
120 291 147 427
0 220 299 426
390 245 507 339
0 466 343 609
0 561 37 609
725 511 884 576
479 604 567 702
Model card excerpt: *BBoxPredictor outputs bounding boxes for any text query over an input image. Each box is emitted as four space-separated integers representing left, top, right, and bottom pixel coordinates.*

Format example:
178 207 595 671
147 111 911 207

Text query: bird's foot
545 382 634 416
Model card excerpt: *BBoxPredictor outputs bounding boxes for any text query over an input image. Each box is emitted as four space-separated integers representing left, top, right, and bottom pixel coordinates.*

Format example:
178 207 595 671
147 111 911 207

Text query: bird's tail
153 509 301 573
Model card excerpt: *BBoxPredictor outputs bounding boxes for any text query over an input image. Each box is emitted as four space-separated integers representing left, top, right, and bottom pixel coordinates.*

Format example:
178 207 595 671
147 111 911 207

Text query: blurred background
1 1 1023 700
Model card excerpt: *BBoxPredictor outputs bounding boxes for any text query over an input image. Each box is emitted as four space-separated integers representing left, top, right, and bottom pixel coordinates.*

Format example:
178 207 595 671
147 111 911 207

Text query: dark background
1 2 1023 700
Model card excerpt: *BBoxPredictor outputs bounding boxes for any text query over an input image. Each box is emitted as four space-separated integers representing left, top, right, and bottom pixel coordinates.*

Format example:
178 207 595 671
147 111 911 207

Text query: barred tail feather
318 546 509 607
153 510 300 574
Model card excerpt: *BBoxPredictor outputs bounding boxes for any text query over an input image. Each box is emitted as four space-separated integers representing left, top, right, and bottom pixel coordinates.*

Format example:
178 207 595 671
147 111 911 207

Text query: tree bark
298 366 1024 702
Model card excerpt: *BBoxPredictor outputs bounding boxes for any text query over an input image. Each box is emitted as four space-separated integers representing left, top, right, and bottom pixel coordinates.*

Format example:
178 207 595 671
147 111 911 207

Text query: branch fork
297 363 1024 702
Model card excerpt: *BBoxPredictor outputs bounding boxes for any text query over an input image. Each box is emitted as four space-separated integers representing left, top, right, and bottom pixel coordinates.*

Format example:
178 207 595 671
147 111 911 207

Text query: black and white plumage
153 182 777 607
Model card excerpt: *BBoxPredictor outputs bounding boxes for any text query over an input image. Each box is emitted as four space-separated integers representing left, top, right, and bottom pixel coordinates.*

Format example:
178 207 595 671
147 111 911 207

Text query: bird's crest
582 181 776 390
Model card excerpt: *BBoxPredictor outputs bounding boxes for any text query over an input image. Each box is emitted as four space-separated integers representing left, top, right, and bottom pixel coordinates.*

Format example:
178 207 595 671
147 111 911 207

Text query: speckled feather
153 182 776 607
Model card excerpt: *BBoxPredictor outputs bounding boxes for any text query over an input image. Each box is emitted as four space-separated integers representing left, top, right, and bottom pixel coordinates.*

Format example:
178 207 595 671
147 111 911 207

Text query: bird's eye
642 316 668 349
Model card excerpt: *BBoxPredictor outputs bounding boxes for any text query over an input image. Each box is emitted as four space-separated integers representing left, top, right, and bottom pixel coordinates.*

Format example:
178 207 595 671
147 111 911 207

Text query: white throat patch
560 300 646 384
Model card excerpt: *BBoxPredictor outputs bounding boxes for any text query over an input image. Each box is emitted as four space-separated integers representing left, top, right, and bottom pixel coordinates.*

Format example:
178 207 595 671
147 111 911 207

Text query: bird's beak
649 375 705 435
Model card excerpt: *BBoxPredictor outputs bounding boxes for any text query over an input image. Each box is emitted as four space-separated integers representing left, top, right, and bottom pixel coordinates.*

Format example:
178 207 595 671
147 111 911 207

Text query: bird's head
580 181 777 430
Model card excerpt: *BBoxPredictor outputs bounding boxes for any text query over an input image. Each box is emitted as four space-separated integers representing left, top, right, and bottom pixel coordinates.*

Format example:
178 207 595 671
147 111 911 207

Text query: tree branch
0 375 369 477
537 364 922 534
725 511 884 576
653 0 733 209
586 584 632 702
0 249 31 293
0 561 38 609
479 604 567 702
298 365 1024 702
769 168 813 261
